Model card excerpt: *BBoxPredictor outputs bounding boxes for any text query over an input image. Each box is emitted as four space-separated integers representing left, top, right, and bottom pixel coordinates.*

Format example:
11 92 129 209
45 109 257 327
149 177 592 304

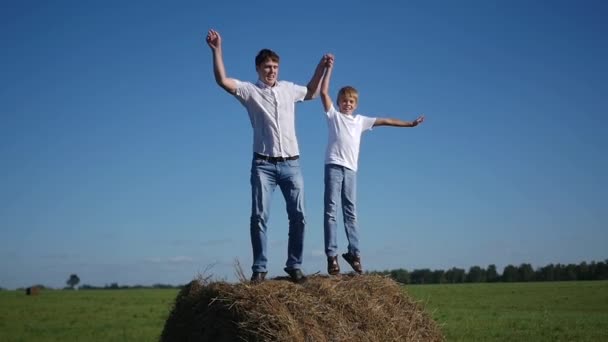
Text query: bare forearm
210 49 237 94
212 49 227 85
320 67 333 112
305 61 325 100
373 118 418 127
321 67 332 96
206 30 237 93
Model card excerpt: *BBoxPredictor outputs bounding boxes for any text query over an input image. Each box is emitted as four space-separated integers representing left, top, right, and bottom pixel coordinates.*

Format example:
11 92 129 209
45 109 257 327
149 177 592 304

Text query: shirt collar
256 79 278 89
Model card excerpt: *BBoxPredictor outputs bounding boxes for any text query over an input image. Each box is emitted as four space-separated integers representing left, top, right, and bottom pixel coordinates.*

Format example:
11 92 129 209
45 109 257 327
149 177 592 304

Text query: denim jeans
324 163 359 257
250 157 306 273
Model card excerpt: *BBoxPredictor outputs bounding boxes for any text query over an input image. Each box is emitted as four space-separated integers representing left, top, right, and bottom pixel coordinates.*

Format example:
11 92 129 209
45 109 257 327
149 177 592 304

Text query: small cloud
142 256 193 264
200 238 235 247
168 238 235 247
40 253 73 260
169 256 194 264
143 257 163 264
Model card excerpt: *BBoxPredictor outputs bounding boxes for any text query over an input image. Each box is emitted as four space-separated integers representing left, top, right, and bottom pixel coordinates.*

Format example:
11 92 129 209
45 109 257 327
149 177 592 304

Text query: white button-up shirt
234 79 308 157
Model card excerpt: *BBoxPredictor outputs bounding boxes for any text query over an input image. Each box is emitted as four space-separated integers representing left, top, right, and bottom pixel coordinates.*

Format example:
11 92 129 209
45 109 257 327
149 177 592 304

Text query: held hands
206 29 221 50
317 53 334 70
323 53 335 69
412 115 425 127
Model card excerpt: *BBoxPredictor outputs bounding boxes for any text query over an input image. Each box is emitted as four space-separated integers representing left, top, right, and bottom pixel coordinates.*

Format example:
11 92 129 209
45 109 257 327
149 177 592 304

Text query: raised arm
320 55 334 112
373 115 425 127
206 29 238 94
304 54 330 100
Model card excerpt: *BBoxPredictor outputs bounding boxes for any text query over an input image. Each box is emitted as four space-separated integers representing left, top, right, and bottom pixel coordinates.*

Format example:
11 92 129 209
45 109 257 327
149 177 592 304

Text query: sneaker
250 271 267 283
342 253 363 274
327 256 340 275
284 267 307 284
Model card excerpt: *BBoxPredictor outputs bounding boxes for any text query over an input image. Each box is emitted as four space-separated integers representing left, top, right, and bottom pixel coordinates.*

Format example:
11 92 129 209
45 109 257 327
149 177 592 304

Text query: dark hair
255 49 280 67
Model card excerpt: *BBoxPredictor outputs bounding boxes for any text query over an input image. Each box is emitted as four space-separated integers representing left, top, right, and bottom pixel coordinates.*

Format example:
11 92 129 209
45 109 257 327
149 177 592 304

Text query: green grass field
407 281 608 341
0 281 606 341
0 289 176 341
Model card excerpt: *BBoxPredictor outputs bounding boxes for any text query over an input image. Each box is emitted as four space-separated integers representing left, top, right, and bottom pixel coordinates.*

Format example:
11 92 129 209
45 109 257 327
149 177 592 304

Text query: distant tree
410 269 433 284
106 282 120 289
577 262 591 280
537 264 555 281
79 284 99 290
564 264 578 281
518 263 535 282
502 265 519 282
587 262 597 280
466 266 485 283
390 269 410 284
364 258 608 284
445 267 466 283
66 274 80 289
431 270 446 284
597 260 608 280
552 263 564 280
486 264 499 282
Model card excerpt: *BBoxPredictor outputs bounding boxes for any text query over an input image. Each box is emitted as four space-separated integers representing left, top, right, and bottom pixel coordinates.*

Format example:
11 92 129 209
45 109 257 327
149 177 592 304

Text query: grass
406 280 608 341
0 289 176 342
0 280 606 341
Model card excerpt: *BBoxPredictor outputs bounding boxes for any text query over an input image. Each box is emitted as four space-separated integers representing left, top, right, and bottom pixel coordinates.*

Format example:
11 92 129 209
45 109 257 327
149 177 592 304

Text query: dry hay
161 274 444 342
25 286 40 296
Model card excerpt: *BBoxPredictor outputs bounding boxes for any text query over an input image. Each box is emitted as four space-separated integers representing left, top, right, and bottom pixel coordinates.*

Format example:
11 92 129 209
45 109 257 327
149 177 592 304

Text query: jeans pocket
253 158 267 166
287 159 300 168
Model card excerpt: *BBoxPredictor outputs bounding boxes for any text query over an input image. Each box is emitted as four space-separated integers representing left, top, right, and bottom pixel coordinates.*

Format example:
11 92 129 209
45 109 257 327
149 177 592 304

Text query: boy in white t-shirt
320 55 424 275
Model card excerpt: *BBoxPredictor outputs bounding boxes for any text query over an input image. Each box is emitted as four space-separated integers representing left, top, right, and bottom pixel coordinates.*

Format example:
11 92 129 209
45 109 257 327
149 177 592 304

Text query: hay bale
25 286 40 296
161 274 444 342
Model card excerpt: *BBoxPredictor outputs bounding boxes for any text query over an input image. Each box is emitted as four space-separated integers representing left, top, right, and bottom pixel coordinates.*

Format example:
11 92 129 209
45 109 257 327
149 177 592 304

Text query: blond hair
337 86 359 105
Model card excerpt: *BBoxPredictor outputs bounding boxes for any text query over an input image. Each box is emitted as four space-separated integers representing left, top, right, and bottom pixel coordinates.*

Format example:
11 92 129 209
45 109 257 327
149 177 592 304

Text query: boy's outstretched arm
206 29 237 94
373 115 425 127
304 54 331 100
320 54 334 112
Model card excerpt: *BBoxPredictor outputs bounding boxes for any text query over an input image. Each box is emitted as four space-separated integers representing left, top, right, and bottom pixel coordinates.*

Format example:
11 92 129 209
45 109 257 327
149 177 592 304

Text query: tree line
4 259 606 290
368 259 608 284
79 283 181 290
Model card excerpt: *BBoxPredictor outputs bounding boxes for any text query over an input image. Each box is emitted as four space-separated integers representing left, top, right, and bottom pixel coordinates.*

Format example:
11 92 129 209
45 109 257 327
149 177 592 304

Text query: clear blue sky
1 1 606 289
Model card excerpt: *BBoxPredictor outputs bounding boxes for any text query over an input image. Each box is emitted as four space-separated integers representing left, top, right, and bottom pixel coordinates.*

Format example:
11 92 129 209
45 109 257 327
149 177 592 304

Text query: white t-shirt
325 104 376 172
234 79 308 157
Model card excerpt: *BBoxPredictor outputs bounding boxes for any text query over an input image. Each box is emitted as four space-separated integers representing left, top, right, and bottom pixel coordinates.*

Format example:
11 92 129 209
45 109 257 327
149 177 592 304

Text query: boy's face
338 95 357 115
256 59 279 86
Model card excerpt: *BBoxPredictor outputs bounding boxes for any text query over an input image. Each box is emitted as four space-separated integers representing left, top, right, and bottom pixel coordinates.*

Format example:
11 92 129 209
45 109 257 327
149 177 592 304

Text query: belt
254 153 299 162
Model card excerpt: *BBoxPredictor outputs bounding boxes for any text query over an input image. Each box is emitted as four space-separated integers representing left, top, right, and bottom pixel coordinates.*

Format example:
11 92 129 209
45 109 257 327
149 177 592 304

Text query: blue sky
1 1 606 289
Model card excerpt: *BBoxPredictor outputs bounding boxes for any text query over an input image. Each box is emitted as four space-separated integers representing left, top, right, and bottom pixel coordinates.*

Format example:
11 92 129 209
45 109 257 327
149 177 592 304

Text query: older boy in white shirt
206 29 330 283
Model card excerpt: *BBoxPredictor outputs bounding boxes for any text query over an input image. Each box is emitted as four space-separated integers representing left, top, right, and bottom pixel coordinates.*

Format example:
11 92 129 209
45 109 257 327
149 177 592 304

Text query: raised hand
324 53 334 68
413 115 425 126
206 29 221 50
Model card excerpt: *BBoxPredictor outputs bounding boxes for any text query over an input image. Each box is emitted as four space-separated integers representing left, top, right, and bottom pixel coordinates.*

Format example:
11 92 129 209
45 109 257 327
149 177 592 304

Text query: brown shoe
250 272 267 283
327 256 340 275
342 253 363 274
284 268 307 284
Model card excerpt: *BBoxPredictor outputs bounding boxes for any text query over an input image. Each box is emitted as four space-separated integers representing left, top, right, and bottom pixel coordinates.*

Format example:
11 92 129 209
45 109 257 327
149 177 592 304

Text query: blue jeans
250 156 306 273
324 163 359 258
